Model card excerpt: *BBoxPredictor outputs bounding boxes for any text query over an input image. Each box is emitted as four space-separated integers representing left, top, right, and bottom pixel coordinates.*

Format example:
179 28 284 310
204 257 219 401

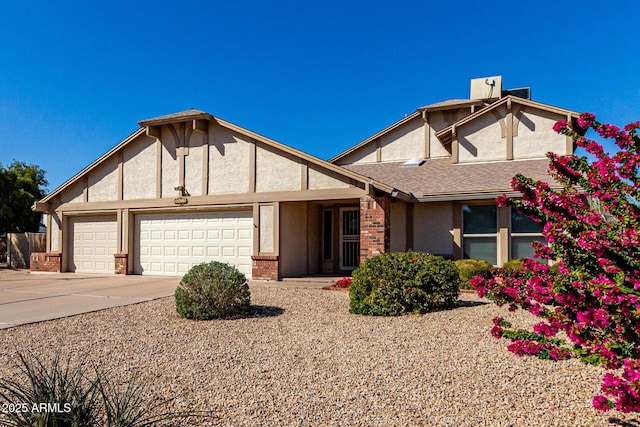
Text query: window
462 204 498 265
511 210 545 260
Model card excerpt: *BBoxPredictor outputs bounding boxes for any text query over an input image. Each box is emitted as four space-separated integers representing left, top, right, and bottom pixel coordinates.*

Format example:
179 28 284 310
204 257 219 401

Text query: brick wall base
360 195 390 264
251 255 279 281
30 252 62 272
114 253 128 274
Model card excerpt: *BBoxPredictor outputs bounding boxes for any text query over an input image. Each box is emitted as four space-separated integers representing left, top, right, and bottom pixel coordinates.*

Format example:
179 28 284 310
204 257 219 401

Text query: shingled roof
342 158 554 201
138 109 213 126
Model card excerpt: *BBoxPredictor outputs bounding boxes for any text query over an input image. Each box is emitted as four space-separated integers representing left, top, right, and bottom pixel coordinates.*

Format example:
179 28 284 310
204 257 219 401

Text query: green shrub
454 259 494 290
0 350 200 427
349 251 460 316
175 261 250 320
502 258 525 270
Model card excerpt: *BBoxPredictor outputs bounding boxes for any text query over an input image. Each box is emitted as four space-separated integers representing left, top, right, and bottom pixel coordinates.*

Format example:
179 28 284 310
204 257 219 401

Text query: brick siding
114 253 128 274
251 255 279 281
359 195 390 263
30 252 62 272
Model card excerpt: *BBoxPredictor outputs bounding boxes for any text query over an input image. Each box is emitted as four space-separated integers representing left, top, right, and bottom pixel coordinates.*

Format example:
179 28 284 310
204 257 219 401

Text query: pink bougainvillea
472 112 640 412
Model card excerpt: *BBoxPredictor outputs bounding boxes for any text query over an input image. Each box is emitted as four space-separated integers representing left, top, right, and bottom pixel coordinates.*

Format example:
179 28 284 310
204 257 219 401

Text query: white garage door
70 216 117 274
135 211 253 277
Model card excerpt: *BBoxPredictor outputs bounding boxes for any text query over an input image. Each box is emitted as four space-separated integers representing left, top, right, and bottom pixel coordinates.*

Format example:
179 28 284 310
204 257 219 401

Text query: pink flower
593 395 612 412
553 119 569 133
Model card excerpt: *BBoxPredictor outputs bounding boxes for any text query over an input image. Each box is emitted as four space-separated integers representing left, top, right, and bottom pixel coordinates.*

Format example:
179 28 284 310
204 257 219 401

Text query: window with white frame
462 204 498 265
511 210 545 260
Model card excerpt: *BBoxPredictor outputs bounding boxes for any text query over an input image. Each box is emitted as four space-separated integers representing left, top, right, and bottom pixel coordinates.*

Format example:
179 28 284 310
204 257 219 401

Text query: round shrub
349 251 460 316
454 259 494 290
502 258 525 270
175 261 250 320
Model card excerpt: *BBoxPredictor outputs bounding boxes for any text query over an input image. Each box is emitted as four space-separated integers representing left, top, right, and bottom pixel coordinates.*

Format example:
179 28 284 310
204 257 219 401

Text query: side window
462 204 498 265
511 210 545 260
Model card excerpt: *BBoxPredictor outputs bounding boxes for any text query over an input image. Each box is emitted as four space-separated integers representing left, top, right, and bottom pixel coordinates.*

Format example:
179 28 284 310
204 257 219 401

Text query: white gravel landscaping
1 285 639 426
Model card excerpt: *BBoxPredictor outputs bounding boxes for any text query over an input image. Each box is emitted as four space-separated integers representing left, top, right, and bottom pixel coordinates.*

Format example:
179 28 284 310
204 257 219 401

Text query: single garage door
135 211 253 277
70 216 118 273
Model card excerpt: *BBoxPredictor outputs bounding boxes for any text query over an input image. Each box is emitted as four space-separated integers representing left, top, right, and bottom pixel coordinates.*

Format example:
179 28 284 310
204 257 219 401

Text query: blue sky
1 0 638 191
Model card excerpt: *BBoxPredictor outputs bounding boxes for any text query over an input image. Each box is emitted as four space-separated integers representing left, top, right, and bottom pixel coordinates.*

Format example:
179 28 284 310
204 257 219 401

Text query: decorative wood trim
406 202 414 250
46 214 52 252
301 160 308 190
193 119 208 133
53 187 367 213
252 202 259 255
117 150 123 201
116 209 123 253
566 113 574 155
273 202 280 256
375 138 381 163
202 129 209 195
83 176 88 202
498 205 510 266
61 214 69 272
178 147 186 190
146 126 161 139
155 138 162 198
126 209 135 273
452 202 462 260
506 98 514 160
249 140 256 193
57 216 63 255
451 125 459 163
423 111 431 159
513 105 524 137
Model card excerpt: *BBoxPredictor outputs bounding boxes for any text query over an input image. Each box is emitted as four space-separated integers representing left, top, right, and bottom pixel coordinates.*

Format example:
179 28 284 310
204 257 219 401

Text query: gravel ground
1 285 639 426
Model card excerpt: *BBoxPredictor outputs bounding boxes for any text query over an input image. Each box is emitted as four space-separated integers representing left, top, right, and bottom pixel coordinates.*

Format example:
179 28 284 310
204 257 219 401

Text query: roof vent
402 158 425 168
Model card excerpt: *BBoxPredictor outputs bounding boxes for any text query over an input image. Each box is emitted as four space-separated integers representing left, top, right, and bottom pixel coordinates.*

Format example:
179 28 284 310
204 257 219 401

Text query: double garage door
70 211 253 277
134 211 253 277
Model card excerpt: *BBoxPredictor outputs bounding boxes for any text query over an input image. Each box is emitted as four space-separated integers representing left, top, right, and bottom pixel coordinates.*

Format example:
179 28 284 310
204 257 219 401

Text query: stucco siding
412 202 453 256
208 125 251 195
185 131 205 196
255 144 301 192
380 117 424 162
390 201 407 252
87 155 118 202
60 181 84 203
279 202 308 277
514 107 566 158
123 135 157 200
161 127 179 198
308 164 350 190
458 109 505 162
334 141 377 165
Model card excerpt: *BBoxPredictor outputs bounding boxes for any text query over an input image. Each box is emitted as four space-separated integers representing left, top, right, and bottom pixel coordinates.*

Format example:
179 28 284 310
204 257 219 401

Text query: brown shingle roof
418 99 484 112
342 158 554 201
138 108 213 126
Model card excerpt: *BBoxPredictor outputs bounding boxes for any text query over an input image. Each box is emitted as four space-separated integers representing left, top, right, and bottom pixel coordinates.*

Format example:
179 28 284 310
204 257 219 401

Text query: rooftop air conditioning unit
470 76 502 100
502 87 531 100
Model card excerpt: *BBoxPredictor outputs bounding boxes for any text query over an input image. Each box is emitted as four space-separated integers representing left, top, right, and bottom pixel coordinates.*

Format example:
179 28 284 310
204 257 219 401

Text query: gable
39 111 384 210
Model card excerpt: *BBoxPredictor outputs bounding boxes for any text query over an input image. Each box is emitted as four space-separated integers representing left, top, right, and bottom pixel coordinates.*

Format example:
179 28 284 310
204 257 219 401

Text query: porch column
359 195 390 264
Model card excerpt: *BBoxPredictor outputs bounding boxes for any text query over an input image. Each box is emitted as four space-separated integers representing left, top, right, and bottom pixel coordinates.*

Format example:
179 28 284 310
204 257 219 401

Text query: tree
471 113 640 412
0 161 48 233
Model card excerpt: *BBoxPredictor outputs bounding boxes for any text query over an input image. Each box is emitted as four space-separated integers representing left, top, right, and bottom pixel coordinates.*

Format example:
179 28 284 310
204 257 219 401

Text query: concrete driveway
0 269 180 329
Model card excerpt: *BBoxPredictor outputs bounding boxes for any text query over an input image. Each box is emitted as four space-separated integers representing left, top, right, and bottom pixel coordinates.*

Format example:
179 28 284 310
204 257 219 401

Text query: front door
339 208 360 270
